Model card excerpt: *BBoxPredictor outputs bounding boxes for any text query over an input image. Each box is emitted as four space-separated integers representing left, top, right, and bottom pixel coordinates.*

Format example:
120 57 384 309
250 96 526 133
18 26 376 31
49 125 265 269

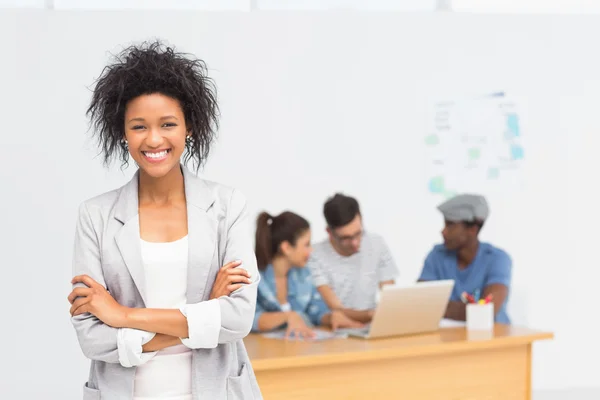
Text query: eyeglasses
331 229 364 244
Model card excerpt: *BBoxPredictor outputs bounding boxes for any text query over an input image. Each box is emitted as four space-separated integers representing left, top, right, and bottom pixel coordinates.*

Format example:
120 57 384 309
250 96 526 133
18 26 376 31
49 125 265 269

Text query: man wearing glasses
307 193 398 324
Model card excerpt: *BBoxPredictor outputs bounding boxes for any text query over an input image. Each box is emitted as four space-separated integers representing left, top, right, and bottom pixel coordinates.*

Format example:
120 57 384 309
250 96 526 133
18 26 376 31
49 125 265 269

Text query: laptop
338 280 455 339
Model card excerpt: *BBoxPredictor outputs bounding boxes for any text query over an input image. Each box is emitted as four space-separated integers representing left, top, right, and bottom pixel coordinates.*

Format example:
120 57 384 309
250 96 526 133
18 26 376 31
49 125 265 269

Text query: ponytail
255 211 310 271
255 212 273 270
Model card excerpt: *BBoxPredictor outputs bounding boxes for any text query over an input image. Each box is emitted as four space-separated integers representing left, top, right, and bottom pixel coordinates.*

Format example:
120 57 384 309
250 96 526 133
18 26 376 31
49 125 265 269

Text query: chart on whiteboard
425 92 524 198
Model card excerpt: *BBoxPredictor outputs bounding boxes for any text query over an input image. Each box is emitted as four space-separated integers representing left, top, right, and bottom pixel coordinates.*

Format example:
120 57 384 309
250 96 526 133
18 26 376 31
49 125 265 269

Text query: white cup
466 303 494 331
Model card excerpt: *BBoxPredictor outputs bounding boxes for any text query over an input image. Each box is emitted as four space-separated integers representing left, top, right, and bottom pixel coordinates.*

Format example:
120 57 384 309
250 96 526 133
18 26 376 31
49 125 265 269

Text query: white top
307 233 398 310
133 236 192 399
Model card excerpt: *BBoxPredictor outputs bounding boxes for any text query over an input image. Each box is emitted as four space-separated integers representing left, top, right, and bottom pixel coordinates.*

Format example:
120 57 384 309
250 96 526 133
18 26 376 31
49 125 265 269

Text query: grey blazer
71 166 263 400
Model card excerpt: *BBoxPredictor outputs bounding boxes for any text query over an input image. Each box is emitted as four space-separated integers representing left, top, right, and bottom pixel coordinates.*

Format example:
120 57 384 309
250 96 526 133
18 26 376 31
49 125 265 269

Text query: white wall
452 0 600 13
0 11 597 399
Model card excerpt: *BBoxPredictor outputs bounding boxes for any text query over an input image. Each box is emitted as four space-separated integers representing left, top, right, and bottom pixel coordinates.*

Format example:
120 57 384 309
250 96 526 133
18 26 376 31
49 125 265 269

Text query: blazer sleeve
179 189 260 349
70 202 121 363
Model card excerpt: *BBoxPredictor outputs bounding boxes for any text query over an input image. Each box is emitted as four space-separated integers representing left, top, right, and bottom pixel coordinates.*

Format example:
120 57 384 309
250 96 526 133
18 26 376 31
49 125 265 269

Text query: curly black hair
87 40 219 169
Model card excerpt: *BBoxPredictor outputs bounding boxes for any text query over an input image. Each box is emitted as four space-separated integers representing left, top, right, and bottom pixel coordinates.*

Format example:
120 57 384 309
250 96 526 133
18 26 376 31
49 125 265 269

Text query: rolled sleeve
117 328 157 368
181 188 259 346
179 299 222 349
307 290 330 326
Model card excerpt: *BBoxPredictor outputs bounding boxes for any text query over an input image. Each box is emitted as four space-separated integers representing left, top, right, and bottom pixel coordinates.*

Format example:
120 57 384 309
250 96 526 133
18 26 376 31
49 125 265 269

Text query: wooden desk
244 325 553 400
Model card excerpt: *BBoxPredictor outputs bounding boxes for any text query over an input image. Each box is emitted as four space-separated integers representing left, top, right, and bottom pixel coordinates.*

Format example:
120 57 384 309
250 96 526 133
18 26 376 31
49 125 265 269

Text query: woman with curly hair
67 41 262 400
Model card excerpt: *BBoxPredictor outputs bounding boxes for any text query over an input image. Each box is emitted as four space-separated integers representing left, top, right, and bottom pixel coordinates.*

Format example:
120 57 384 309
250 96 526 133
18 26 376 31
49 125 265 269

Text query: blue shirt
252 265 330 332
418 242 512 324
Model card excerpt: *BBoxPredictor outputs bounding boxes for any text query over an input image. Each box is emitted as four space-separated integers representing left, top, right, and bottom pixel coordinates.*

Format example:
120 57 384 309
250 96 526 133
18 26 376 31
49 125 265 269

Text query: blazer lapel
111 166 217 306
113 171 149 306
183 167 217 303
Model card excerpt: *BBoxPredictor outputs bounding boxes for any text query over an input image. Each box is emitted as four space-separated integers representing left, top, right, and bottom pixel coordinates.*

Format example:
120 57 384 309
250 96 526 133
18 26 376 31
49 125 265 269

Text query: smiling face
124 93 189 178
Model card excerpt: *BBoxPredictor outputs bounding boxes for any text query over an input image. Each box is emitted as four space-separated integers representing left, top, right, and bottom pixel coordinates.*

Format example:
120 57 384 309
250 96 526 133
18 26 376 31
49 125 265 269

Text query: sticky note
510 144 524 160
468 147 481 160
506 113 520 137
425 134 439 146
428 176 445 193
488 167 499 179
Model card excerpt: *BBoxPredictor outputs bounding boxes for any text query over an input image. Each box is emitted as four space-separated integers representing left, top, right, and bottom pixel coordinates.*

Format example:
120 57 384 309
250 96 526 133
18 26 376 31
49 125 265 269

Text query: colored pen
460 292 469 304
484 294 493 304
474 289 480 302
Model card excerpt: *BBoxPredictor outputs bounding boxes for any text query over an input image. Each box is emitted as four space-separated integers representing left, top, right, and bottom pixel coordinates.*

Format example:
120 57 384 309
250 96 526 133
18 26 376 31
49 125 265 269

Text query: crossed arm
68 259 251 351
70 191 257 363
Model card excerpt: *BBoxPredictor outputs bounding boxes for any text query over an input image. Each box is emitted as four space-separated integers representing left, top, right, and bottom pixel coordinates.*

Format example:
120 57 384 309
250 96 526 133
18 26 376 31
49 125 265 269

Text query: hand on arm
69 274 190 337
209 260 252 300
321 310 364 330
70 190 258 358
70 255 254 340
339 309 374 324
315 285 373 323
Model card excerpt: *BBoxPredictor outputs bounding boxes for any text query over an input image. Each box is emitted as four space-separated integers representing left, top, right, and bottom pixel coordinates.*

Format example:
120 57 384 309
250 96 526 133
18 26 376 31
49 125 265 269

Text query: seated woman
252 211 362 339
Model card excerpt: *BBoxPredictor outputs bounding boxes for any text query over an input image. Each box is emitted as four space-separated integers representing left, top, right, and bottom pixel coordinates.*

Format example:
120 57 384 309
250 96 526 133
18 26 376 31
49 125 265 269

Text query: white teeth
144 150 168 159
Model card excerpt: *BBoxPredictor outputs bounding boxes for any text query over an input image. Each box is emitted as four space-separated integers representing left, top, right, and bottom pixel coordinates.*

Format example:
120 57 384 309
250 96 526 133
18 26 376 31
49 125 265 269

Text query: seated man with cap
418 194 512 324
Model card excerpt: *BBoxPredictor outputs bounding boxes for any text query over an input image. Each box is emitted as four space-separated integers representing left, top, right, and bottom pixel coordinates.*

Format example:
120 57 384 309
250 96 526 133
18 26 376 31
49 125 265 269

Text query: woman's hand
209 260 252 300
330 310 364 331
285 312 316 340
68 275 129 328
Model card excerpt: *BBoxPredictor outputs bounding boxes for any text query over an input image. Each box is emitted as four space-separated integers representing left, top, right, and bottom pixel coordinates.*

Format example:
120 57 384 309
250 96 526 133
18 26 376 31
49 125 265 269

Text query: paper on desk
262 329 349 341
439 318 466 328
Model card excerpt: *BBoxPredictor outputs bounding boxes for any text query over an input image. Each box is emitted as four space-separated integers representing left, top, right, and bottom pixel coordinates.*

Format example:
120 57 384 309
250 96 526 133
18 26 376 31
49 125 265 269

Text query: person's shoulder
78 185 123 217
257 265 274 286
81 188 120 208
425 244 448 259
197 178 240 203
294 266 313 280
364 231 383 243
482 242 512 264
75 183 128 230
431 243 446 252
306 240 333 267
363 232 392 249
194 177 247 218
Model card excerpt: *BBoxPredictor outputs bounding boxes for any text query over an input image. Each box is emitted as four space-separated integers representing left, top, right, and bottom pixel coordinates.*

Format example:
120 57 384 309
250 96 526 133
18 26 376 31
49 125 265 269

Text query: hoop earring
185 136 193 146
121 139 128 151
